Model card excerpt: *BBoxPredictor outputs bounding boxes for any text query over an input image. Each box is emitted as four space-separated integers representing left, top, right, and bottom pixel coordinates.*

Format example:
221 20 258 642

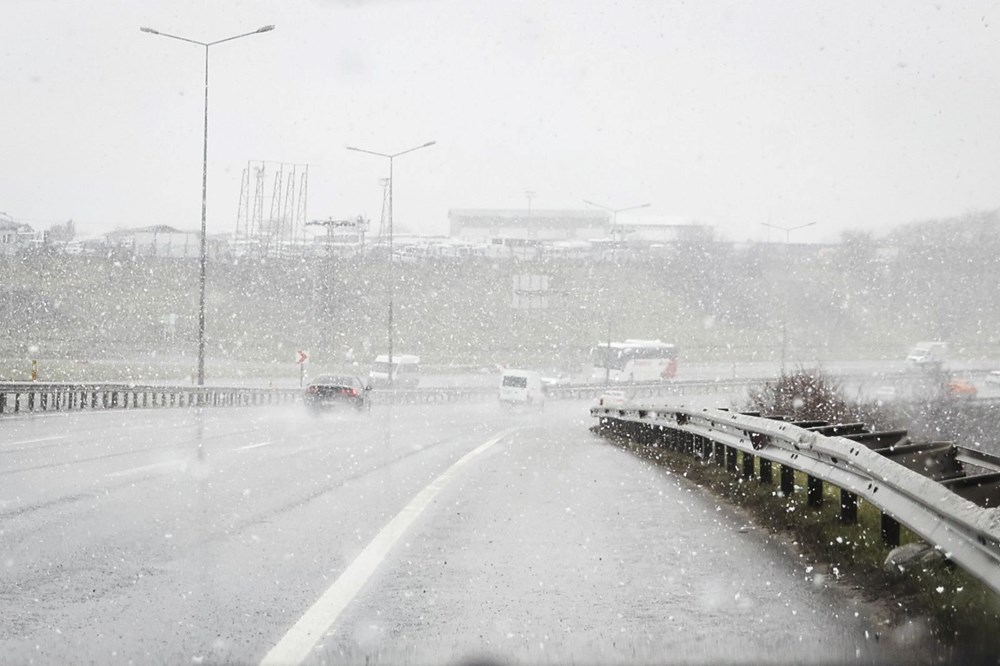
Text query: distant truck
369 354 421 388
906 341 947 367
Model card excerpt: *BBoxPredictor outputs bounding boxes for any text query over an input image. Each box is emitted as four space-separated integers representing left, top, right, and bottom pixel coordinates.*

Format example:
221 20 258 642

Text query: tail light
345 388 358 397
306 385 318 394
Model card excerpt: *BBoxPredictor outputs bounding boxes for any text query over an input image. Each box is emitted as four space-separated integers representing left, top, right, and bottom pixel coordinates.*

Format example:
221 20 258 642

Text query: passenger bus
590 339 679 383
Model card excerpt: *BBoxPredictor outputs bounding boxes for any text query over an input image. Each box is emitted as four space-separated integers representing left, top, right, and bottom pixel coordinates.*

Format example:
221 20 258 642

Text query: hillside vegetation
4 211 999 372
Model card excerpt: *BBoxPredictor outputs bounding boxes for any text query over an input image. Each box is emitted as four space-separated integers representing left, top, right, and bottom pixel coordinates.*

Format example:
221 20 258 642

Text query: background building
449 209 610 242
0 213 37 256
614 215 714 244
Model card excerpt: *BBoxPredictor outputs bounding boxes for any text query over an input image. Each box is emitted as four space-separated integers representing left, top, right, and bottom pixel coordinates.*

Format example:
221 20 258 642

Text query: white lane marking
6 434 70 447
104 460 182 478
237 442 271 452
259 428 515 666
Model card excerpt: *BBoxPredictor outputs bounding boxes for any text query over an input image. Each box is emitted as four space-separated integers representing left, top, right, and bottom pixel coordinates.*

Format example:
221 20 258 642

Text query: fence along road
0 379 741 415
3 370 997 416
591 401 1000 597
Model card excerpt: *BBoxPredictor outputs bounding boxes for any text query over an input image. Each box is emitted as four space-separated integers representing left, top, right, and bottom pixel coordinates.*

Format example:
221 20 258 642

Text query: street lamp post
583 199 650 382
141 24 274 386
346 141 436 388
582 199 651 246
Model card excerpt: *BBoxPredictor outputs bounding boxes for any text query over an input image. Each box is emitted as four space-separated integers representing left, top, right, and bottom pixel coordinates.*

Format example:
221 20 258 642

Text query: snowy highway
2 400 912 664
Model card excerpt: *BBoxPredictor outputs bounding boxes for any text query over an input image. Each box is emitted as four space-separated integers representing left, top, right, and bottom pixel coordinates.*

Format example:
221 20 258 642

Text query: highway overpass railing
591 402 1000 597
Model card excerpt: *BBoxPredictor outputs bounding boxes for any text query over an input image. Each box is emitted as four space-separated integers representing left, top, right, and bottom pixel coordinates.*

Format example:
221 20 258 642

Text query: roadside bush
746 366 892 426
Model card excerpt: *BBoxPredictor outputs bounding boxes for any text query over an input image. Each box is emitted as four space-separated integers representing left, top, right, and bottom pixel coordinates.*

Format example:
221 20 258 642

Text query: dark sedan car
304 374 371 412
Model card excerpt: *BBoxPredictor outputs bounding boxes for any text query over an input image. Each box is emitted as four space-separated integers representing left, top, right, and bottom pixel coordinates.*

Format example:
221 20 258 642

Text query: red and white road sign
296 350 309 364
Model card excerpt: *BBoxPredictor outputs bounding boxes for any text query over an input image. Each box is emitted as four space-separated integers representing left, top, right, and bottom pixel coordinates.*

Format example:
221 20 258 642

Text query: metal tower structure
234 160 309 259
377 177 391 245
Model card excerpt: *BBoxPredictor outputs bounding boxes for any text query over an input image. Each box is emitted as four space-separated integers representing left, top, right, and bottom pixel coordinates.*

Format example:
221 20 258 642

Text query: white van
498 369 545 408
906 341 947 366
369 354 421 388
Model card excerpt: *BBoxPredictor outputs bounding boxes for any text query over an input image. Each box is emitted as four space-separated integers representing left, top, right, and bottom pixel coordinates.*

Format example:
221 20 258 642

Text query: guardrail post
28 392 36 411
807 475 823 507
714 441 725 467
688 432 699 456
741 452 755 480
881 513 901 547
840 490 858 524
675 431 687 453
725 447 738 473
759 458 773 484
0 393 5 414
780 465 795 496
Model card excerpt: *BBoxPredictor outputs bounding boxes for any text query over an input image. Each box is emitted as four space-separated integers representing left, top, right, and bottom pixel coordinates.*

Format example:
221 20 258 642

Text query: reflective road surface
1 399 922 664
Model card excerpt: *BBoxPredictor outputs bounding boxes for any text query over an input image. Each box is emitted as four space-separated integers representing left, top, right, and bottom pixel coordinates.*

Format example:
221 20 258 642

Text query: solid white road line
237 441 271 451
104 460 182 478
5 434 70 447
258 428 516 666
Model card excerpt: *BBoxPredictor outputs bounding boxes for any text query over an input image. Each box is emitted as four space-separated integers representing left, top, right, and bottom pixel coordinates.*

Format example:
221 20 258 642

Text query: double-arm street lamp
345 141 436 388
141 24 274 386
583 200 650 382
761 221 816 244
583 199 651 243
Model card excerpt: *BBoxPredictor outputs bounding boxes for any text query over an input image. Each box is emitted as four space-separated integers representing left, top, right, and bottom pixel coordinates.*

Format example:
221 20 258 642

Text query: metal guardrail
5 372 994 415
0 378 745 416
0 381 509 415
591 402 1000 596
369 386 496 405
0 381 300 415
545 379 751 400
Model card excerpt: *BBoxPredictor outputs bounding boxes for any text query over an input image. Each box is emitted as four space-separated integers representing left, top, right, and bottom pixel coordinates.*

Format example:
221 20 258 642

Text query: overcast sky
3 0 999 243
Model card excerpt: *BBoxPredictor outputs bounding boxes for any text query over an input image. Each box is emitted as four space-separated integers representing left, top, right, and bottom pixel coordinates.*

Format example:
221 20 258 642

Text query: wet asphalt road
1 398 914 664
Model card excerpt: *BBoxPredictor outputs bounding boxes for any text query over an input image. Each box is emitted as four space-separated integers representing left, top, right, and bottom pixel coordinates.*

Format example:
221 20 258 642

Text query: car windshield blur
3 2 1000 664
